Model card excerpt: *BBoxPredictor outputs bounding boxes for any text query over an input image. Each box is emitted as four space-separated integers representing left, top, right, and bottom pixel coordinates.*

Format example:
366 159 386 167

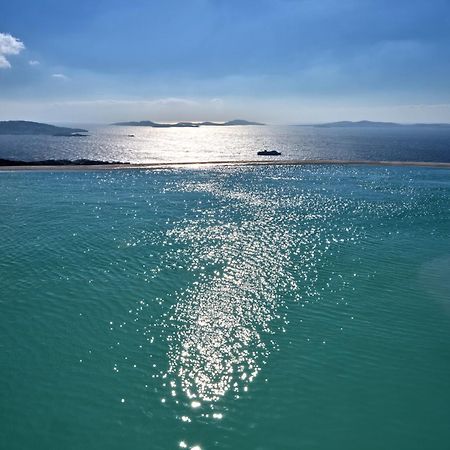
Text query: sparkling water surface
1 125 450 163
1 165 450 450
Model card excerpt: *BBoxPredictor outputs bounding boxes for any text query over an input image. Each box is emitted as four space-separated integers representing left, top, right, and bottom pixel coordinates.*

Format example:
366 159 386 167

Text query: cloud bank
0 33 25 69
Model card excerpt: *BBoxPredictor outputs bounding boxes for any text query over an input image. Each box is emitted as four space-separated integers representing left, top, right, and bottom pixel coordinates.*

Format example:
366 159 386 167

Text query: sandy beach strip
1 159 450 172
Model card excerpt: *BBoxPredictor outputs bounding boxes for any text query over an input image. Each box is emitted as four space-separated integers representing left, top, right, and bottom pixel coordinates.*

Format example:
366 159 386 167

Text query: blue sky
1 0 450 123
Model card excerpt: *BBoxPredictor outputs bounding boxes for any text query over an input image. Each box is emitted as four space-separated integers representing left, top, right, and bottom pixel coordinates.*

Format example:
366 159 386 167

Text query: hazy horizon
4 117 450 127
1 0 450 123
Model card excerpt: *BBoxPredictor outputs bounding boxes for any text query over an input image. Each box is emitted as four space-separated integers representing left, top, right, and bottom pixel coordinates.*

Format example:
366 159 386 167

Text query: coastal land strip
1 159 450 171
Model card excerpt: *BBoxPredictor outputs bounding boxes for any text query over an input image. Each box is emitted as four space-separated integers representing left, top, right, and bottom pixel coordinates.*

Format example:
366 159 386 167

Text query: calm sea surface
0 125 450 162
1 165 449 450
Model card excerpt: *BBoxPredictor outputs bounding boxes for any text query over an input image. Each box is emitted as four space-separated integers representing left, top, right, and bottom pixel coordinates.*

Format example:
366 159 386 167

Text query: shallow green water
1 165 449 450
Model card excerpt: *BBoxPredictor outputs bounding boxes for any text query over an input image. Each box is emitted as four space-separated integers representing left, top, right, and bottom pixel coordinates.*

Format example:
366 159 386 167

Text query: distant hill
223 119 265 126
312 120 450 128
198 119 265 126
112 120 198 128
112 119 265 127
0 120 88 135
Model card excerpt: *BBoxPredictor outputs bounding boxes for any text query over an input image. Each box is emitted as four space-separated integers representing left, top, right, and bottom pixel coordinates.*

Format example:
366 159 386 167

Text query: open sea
1 127 450 450
0 124 450 163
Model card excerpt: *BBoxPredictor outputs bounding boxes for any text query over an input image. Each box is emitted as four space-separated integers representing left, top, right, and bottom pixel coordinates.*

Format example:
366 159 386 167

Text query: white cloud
51 73 69 81
0 33 25 69
29 60 40 66
0 56 10 68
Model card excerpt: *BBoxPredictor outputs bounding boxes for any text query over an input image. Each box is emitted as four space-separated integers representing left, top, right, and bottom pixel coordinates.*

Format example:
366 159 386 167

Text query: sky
1 0 450 124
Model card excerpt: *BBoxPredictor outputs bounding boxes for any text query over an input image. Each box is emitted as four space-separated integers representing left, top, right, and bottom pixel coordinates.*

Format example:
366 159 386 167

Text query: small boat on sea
257 150 281 156
128 134 135 137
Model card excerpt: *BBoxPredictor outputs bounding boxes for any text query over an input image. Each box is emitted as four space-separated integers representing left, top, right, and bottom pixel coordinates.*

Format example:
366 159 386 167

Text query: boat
257 150 281 156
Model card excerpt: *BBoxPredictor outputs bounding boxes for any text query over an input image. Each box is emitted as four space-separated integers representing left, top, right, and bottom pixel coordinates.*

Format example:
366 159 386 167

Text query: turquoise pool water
1 165 449 449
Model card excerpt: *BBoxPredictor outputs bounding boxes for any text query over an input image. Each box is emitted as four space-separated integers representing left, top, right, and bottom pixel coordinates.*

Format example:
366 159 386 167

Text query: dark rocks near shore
257 150 282 156
0 158 129 166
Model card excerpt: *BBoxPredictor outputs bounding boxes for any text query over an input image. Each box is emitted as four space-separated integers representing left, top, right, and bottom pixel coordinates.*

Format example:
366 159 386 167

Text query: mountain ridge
112 119 265 127
311 120 450 128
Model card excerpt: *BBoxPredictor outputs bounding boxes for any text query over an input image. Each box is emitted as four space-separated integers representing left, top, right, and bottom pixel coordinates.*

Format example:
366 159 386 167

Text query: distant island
311 120 450 128
112 119 265 127
0 121 88 136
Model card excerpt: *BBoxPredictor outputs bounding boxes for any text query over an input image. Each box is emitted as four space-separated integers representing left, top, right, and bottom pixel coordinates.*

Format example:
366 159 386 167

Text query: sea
1 126 450 450
0 124 450 163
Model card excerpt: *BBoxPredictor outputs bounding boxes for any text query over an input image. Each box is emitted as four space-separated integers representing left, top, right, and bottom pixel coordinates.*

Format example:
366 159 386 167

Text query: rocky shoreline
0 158 129 166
